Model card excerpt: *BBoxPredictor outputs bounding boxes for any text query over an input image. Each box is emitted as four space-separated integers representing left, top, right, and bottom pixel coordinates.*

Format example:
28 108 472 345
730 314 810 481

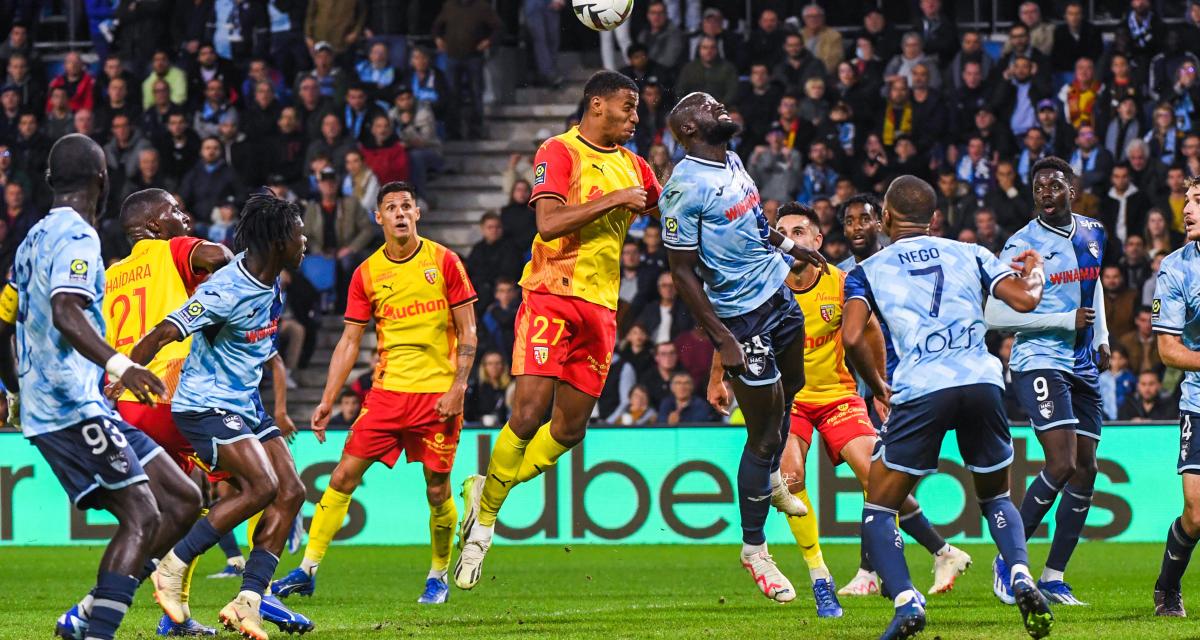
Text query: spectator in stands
11 111 47 192
618 239 645 309
639 341 680 408
141 50 187 109
5 54 41 111
342 84 384 143
242 58 291 106
1102 265 1138 339
931 170 970 237
399 46 451 126
621 44 672 98
640 221 667 277
748 9 786 72
673 323 712 389
499 178 535 252
1119 0 1166 68
885 32 941 91
465 350 512 426
638 1 685 71
305 0 366 60
798 78 829 127
479 277 519 359
800 141 837 205
303 165 376 299
1165 61 1200 133
799 4 842 75
104 113 151 180
187 44 237 108
390 87 442 201
218 111 264 187
328 388 364 429
179 136 240 223
307 112 357 171
948 31 991 92
614 385 656 425
849 35 885 92
999 24 1051 83
193 78 232 140
657 372 717 425
0 24 40 72
1126 137 1166 203
114 0 168 74
1142 253 1164 309
208 197 239 247
1053 2 1104 74
1098 53 1146 123
356 41 396 99
360 113 409 186
243 81 282 143
1102 163 1150 244
432 0 501 140
141 80 176 140
956 135 992 202
123 148 174 199
156 110 200 184
994 54 1052 139
1120 235 1152 293
772 33 825 98
1070 124 1114 195
972 208 1004 254
636 272 693 344
0 180 37 278
525 0 564 88
1149 30 1198 102
96 76 141 137
1119 370 1174 421
1145 207 1183 259
0 86 17 139
363 1 409 71
633 81 668 155
860 7 900 63
1163 166 1190 229
737 64 781 151
298 41 350 102
617 323 652 379
689 8 741 69
342 149 379 213
1145 102 1182 165
48 51 94 114
1015 127 1049 187
294 75 332 141
987 160 1033 233
916 0 957 67
675 35 738 107
1059 58 1102 131
749 126 801 203
467 212 523 310
1100 345 1137 419
1017 2 1054 56
1104 96 1141 162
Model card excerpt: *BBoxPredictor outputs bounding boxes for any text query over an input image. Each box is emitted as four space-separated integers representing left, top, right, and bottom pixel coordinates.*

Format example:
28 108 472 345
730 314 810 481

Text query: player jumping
1149 175 1200 617
842 175 1054 639
271 182 478 605
453 71 661 590
986 157 1110 606
0 134 202 640
661 93 827 602
133 193 310 640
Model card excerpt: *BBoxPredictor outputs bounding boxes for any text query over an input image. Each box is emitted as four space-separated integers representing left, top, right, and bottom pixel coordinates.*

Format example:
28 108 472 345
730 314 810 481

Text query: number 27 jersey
845 236 1017 404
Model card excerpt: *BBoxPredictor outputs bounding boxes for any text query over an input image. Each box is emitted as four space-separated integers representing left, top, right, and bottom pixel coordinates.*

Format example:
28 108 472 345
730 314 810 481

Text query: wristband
778 237 796 253
105 353 135 379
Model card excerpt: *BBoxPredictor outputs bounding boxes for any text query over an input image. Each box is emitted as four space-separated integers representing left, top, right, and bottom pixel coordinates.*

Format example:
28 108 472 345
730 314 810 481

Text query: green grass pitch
2 542 1198 639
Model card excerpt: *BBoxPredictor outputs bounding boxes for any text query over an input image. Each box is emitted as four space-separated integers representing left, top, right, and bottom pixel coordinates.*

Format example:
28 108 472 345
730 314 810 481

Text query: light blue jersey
845 235 1017 404
660 152 789 317
12 208 115 436
999 215 1106 377
167 253 282 424
837 250 899 379
1153 242 1200 413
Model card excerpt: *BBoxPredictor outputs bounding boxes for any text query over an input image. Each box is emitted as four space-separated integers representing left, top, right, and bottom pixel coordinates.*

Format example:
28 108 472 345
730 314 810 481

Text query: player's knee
426 480 451 506
508 403 544 435
275 473 305 513
1184 501 1200 534
1044 458 1077 485
329 465 362 494
1072 456 1098 485
749 430 784 460
172 480 203 523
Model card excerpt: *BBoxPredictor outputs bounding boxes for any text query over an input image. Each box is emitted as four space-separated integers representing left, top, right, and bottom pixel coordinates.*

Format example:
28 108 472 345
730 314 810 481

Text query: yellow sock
302 487 352 568
478 424 532 527
180 507 207 613
429 498 458 572
786 489 826 572
246 510 263 550
515 423 570 483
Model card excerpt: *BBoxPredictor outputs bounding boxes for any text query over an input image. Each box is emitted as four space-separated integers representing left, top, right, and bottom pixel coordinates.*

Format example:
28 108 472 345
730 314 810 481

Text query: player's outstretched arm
667 248 747 375
1159 334 1200 372
767 228 828 273
436 303 478 421
993 249 1045 313
535 187 647 241
311 321 367 442
57 293 166 405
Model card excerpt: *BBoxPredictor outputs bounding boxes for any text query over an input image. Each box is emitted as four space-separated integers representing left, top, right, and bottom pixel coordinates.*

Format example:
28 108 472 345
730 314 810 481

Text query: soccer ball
572 0 634 32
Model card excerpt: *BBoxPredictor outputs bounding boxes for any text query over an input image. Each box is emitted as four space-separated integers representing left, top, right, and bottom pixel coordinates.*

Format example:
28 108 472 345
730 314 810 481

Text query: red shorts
343 389 462 472
789 396 876 465
117 401 232 482
510 290 617 398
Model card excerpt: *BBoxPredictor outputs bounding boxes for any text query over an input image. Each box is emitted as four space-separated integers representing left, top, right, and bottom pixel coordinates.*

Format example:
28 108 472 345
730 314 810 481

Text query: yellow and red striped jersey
791 265 859 407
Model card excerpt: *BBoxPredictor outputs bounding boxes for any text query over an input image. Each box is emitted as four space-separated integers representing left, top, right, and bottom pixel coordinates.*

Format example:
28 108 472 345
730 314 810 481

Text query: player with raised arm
986 157 1110 607
453 71 660 590
133 193 310 640
271 182 477 605
661 93 827 602
1149 175 1200 617
842 175 1054 639
0 134 202 640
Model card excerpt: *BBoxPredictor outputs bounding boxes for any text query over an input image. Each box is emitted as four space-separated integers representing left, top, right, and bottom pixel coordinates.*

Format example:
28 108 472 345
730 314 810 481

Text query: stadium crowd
0 0 1195 427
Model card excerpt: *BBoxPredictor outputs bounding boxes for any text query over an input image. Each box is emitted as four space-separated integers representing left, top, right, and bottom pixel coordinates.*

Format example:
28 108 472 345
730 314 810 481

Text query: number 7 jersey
845 235 1017 404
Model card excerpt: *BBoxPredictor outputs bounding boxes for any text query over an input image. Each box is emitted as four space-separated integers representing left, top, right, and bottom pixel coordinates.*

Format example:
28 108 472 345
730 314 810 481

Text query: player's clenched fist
608 186 647 211
121 365 166 407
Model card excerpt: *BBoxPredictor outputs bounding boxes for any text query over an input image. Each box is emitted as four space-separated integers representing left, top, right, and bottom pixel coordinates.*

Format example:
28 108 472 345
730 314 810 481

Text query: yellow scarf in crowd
1067 81 1099 128
883 102 913 146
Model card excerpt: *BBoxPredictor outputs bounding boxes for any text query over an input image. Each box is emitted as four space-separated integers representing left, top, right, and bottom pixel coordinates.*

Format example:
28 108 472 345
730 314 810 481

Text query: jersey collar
684 154 725 168
235 257 273 290
1035 214 1075 238
574 130 619 154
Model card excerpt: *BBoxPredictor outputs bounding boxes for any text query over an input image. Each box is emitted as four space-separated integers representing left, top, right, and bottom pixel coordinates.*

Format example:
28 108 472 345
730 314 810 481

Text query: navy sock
1046 484 1093 573
862 503 913 600
899 508 948 555
172 517 224 565
137 558 157 582
768 412 790 474
218 531 242 559
1019 470 1063 540
240 548 280 596
84 571 138 640
737 447 773 545
981 492 1030 572
860 537 874 572
1156 518 1199 592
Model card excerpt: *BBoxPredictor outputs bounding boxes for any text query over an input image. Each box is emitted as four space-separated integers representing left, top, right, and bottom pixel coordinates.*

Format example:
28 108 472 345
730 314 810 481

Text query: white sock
1040 567 1064 584
470 522 495 541
809 566 832 583
238 590 262 605
769 469 784 490
857 568 877 578
228 554 246 570
428 568 449 581
1011 563 1033 583
741 542 766 556
894 589 920 608
934 543 951 556
79 593 94 617
299 558 319 576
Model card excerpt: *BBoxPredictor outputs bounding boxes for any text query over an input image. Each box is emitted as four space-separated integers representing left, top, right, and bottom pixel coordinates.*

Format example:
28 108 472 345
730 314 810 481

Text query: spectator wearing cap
1036 98 1076 158
524 0 565 87
104 113 152 181
948 31 992 92
156 109 201 184
1053 2 1104 74
689 8 742 71
1119 0 1166 68
749 126 801 203
192 78 232 140
884 32 942 92
859 8 900 63
675 35 738 107
467 212 523 310
269 106 308 186
47 51 94 114
356 41 396 99
305 0 366 59
141 50 187 110
306 112 358 172
621 43 673 97
359 113 409 185
1070 124 1114 194
637 1 686 71
187 45 238 110
243 80 283 143
297 41 350 103
748 9 786 71
179 136 241 224
5 54 42 112
302 164 376 297
432 0 502 140
992 54 1052 139
916 0 957 67
772 32 826 98
398 47 451 127
799 4 842 75
389 87 442 201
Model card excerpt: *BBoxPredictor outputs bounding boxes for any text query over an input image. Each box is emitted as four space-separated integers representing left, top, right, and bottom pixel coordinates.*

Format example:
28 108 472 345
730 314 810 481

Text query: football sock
862 503 913 599
1156 517 1199 592
218 531 242 560
429 497 458 573
172 517 223 565
245 510 263 550
181 555 198 614
768 412 790 473
303 486 352 571
736 446 772 545
241 548 280 596
84 571 138 640
138 558 157 582
1046 484 1093 573
859 489 874 572
515 423 570 482
785 489 826 573
981 492 1030 572
1019 470 1063 540
478 424 532 527
899 508 948 555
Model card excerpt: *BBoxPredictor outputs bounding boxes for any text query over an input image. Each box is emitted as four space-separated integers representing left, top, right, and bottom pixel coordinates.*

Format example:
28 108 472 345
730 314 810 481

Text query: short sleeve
1153 266 1186 335
441 249 478 308
345 266 372 325
975 245 1017 296
168 236 208 293
529 138 573 206
165 280 237 338
844 266 871 310
997 233 1029 265
659 179 702 250
49 231 102 301
0 283 17 325
635 154 663 212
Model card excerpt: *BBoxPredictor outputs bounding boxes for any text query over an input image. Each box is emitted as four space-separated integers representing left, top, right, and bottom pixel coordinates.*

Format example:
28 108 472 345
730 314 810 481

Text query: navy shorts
172 408 282 471
875 384 1014 476
1178 412 1200 475
1013 369 1103 441
32 416 164 509
720 285 805 386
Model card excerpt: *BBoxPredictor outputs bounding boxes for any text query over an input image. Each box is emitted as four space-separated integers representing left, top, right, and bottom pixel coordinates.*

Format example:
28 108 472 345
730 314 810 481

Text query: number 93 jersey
845 235 1017 404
